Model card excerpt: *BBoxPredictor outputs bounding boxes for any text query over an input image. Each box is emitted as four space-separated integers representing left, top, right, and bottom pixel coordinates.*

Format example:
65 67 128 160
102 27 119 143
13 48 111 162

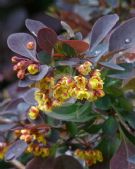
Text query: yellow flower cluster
34 62 104 112
74 149 103 166
0 142 7 159
15 128 50 157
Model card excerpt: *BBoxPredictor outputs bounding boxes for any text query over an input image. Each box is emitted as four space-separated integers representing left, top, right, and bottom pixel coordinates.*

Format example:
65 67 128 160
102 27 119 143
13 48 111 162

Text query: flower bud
27 64 39 75
16 61 25 69
17 70 25 79
11 56 19 63
13 65 19 71
26 41 35 50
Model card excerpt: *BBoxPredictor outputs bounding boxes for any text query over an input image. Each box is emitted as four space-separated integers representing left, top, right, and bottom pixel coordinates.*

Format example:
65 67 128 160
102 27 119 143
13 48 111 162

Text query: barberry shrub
1 14 135 169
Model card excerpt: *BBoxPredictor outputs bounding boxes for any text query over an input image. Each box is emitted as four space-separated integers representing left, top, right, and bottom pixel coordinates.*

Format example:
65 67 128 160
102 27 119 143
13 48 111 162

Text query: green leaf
98 136 121 159
37 51 51 64
103 116 118 136
95 95 112 110
46 102 96 122
121 126 135 145
66 122 78 137
86 124 103 134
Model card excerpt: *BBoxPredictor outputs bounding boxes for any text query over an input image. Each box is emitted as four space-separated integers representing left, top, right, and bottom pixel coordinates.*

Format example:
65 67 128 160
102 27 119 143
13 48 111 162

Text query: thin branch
11 159 25 169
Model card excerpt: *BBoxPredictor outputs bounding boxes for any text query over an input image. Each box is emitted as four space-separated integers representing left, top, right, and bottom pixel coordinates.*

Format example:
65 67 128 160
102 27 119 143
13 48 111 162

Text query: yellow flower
36 76 54 90
77 61 92 75
0 143 7 160
27 64 39 75
53 84 69 101
42 148 50 157
87 91 97 101
88 77 103 90
28 106 39 120
75 89 90 100
91 69 101 77
74 76 87 89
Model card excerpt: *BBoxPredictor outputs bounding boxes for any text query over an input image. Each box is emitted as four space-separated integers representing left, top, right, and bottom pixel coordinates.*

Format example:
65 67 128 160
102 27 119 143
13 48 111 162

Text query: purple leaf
100 55 125 71
100 62 124 71
25 19 46 36
26 157 54 169
108 69 135 86
22 88 38 106
54 155 83 169
37 28 58 55
90 14 119 50
18 76 35 87
109 17 135 51
28 65 50 81
110 141 135 169
5 140 28 161
0 124 17 132
7 33 37 61
5 98 24 112
106 0 119 8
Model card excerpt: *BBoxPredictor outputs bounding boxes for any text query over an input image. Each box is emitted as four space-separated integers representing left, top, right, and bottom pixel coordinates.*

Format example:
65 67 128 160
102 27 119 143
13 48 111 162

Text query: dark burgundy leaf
28 65 50 81
7 33 37 61
5 140 28 161
26 157 54 169
18 77 35 87
90 14 119 50
54 155 83 169
22 88 38 106
110 141 135 169
25 19 46 36
109 17 135 51
37 28 58 55
61 40 89 53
